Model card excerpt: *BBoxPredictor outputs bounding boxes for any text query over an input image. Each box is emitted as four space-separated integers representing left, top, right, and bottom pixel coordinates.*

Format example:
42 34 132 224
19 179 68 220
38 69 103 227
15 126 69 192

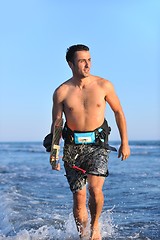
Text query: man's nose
85 60 89 67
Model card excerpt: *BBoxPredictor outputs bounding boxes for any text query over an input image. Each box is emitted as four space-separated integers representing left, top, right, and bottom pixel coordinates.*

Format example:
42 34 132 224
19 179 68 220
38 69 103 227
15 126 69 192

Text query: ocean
0 141 159 240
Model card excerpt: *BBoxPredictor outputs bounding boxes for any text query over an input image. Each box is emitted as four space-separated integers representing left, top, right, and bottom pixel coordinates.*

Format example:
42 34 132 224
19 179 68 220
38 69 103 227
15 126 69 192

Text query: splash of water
0 207 116 240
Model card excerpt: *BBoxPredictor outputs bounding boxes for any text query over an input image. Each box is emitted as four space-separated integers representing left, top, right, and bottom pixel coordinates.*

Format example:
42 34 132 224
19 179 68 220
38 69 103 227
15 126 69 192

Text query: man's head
66 44 89 64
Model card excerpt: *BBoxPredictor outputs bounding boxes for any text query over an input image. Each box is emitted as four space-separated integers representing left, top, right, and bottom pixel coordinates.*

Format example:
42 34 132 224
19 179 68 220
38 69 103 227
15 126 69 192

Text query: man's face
71 50 91 78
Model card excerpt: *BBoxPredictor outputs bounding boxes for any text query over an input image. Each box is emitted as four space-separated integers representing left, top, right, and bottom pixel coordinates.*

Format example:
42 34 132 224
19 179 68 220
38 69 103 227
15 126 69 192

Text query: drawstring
72 165 86 174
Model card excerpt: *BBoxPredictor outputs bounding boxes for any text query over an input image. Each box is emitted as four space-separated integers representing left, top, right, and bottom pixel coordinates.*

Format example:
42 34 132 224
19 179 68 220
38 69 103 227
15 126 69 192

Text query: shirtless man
50 44 130 240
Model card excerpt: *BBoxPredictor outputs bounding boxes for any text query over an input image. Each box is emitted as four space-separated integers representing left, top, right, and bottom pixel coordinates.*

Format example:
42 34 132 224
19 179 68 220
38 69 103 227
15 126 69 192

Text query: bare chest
64 87 106 112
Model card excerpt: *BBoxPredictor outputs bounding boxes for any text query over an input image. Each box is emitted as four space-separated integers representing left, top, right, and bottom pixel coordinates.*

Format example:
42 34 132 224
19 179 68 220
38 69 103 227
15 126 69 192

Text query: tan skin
50 50 130 239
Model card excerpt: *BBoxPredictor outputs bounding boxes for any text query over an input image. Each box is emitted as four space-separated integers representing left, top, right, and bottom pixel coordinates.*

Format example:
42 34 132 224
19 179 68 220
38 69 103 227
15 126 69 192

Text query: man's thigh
87 174 105 190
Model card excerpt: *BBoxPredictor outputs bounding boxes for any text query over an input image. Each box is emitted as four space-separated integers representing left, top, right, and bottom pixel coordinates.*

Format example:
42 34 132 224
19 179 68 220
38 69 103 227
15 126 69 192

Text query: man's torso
58 76 109 131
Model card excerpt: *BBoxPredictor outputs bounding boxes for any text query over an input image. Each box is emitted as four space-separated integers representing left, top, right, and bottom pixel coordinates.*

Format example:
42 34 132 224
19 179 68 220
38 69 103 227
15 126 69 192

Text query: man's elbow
114 110 125 120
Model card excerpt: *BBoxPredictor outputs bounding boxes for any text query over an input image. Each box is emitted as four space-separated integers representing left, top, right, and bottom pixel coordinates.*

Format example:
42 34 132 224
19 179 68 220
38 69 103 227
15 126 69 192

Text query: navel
69 107 73 111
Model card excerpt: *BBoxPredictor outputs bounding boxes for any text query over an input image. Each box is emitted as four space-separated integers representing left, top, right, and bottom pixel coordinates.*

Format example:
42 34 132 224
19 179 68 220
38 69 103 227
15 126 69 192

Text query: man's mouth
84 68 89 72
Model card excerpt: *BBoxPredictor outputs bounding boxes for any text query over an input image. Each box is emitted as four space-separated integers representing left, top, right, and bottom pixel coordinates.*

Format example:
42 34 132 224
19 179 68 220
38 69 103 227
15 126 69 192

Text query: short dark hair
66 44 89 63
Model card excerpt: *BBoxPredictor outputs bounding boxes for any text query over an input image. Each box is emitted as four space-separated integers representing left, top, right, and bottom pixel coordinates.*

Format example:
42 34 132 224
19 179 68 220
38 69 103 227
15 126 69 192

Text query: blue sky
0 0 159 141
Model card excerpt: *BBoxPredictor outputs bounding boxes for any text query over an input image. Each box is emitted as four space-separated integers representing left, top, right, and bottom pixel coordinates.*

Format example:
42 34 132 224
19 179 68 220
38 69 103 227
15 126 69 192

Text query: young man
50 44 130 240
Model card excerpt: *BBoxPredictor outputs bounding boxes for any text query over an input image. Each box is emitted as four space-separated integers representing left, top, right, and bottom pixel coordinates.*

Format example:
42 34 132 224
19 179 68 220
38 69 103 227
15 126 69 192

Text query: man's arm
105 81 130 160
50 89 63 132
50 88 64 170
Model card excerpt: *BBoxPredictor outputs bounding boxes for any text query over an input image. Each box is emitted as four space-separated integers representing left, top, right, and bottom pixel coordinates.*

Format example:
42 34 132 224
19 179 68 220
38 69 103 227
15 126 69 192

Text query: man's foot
90 227 102 240
80 235 90 240
80 226 90 239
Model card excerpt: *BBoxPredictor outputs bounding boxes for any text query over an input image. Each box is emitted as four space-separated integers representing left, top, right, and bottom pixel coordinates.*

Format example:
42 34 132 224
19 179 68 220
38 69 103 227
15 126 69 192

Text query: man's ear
68 61 74 69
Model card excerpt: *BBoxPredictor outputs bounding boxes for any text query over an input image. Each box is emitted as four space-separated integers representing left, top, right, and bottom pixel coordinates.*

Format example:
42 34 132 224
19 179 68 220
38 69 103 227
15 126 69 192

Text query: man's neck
72 75 92 89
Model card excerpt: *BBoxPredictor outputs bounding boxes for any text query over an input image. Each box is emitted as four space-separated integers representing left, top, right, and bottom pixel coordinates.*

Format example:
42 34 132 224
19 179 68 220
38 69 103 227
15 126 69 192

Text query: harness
62 119 117 152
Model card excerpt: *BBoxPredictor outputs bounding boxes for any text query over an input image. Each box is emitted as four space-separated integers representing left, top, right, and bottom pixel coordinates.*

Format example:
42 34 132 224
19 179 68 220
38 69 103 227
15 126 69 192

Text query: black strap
62 119 117 152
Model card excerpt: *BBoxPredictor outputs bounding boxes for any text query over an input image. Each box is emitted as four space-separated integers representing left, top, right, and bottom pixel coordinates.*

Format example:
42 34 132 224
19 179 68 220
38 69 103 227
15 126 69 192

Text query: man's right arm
50 89 63 132
50 88 64 170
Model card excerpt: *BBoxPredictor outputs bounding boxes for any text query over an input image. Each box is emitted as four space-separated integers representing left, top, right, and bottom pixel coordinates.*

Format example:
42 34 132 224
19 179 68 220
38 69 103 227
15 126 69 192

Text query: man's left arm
105 81 130 160
114 109 130 160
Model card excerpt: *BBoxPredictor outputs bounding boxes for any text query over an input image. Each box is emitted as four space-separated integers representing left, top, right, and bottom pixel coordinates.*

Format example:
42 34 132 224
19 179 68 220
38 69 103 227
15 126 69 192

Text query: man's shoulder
92 76 115 96
94 76 112 87
55 79 72 92
53 79 73 100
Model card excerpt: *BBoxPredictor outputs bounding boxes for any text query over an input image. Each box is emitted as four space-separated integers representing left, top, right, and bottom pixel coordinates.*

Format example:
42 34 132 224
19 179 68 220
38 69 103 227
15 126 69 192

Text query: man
49 44 130 240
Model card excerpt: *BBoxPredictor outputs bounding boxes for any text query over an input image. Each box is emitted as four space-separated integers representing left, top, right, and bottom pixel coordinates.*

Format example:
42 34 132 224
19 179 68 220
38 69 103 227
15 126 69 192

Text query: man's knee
88 186 103 199
73 188 86 205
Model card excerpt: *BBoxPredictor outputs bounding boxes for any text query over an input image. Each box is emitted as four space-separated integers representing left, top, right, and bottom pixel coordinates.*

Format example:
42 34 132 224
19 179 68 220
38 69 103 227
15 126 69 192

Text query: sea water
0 141 159 240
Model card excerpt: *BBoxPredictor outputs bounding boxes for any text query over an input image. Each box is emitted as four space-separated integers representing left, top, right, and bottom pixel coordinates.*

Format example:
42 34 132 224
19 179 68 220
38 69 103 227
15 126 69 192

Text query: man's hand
50 145 60 171
50 155 61 171
118 144 130 161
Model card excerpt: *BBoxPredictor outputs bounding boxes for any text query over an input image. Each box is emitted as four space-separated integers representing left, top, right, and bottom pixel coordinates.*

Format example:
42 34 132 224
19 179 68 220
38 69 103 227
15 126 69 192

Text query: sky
0 0 159 142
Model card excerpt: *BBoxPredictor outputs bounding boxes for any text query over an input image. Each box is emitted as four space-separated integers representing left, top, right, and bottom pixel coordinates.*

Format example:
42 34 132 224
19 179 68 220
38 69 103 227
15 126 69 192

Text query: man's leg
87 175 105 240
73 186 89 238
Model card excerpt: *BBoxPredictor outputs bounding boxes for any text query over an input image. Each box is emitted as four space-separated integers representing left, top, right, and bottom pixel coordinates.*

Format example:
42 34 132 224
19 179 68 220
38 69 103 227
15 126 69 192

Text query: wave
0 214 155 239
0 142 46 154
0 141 159 154
0 192 116 240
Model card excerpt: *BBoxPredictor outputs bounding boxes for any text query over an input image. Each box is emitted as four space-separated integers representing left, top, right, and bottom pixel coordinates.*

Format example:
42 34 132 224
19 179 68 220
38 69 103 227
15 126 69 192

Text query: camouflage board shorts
62 144 110 193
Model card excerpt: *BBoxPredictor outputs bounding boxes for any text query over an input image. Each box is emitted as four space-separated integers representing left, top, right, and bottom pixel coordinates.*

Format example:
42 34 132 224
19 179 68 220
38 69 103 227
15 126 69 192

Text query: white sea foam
0 193 16 237
0 207 116 240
